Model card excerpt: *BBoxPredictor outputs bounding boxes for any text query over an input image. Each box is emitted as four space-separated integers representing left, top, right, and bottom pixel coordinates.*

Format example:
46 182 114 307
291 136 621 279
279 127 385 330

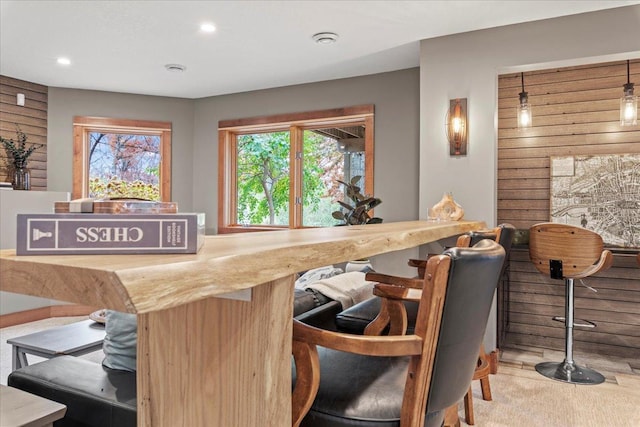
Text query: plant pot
12 166 30 190
345 259 372 273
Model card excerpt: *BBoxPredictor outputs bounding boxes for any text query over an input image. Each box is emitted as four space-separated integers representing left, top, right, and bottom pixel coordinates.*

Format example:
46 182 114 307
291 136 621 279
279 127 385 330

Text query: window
73 117 172 201
218 105 374 232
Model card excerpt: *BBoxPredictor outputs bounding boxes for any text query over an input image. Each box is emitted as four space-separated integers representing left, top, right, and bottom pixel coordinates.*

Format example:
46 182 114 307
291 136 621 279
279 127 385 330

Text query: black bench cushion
8 356 136 427
334 297 419 335
294 289 318 317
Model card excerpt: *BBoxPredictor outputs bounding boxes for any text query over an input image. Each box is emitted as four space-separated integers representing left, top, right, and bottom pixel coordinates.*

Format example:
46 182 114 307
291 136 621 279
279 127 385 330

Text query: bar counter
0 220 484 426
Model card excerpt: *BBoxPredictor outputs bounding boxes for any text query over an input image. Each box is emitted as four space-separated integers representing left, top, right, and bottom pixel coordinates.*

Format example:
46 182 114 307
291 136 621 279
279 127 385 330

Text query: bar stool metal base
535 361 605 385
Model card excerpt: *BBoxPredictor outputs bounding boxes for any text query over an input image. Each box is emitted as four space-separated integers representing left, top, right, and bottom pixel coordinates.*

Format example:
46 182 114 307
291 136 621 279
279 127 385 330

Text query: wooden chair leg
464 386 474 425
464 345 492 424
476 345 492 401
444 403 461 427
480 376 492 401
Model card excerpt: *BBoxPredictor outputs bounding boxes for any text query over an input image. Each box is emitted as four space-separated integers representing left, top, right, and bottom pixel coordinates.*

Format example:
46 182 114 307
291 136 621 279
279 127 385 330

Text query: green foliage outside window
237 132 291 225
236 131 343 226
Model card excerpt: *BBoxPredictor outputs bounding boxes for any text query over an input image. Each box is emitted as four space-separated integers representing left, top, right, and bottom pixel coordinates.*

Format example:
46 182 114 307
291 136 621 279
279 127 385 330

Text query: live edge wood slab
0 220 484 427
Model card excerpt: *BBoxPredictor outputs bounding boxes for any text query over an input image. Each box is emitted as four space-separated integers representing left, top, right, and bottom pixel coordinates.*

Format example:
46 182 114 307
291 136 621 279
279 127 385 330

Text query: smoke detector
312 32 339 44
165 63 186 73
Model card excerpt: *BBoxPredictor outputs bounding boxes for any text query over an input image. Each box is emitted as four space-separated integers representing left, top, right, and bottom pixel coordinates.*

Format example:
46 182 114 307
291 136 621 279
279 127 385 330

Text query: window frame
218 105 374 233
72 116 172 201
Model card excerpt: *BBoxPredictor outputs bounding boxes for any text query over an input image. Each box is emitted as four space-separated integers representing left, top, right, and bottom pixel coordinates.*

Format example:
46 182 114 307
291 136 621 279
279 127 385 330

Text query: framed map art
550 153 640 250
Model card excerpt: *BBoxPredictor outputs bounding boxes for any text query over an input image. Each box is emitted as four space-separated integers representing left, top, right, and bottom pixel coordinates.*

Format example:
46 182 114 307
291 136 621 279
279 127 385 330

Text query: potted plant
1 125 44 190
332 176 382 225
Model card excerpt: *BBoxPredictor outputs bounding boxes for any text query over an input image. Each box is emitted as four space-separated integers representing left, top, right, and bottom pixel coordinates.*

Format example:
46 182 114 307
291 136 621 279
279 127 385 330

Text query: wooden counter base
138 276 294 426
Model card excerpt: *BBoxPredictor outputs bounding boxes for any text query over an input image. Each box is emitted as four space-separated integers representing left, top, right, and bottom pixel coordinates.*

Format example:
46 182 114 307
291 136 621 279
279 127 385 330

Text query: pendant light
517 72 532 128
620 60 638 126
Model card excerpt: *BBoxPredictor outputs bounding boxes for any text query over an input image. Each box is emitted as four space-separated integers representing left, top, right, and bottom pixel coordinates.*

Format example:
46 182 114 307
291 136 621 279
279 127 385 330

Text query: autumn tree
88 132 161 199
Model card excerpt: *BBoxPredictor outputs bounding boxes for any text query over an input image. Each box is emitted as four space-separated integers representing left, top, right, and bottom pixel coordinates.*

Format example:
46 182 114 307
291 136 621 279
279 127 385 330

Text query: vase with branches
1 125 44 190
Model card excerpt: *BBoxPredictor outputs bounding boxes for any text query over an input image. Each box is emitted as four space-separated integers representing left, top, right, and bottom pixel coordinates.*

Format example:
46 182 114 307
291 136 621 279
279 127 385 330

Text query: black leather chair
333 223 515 425
291 239 505 427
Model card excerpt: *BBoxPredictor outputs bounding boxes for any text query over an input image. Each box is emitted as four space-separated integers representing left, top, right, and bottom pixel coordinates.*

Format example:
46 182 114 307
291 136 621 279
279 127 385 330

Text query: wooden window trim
218 105 374 234
72 116 172 201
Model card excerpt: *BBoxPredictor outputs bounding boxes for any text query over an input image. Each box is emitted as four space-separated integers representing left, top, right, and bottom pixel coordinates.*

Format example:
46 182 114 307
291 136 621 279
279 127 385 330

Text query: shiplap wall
0 75 48 190
497 59 640 360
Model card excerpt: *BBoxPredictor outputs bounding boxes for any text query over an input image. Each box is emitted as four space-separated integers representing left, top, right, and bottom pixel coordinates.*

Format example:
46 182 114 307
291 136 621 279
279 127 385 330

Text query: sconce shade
446 98 467 156
517 72 532 128
621 60 637 126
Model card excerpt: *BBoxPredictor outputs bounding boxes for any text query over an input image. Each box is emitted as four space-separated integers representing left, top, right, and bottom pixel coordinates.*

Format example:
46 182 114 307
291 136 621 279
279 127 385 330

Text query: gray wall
419 5 640 351
47 69 421 276
193 68 420 234
47 88 195 211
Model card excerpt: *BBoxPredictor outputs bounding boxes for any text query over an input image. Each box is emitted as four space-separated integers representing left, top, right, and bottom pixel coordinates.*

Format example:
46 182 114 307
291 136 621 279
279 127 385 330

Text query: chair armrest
291 321 423 427
293 319 422 357
373 283 422 302
365 272 423 289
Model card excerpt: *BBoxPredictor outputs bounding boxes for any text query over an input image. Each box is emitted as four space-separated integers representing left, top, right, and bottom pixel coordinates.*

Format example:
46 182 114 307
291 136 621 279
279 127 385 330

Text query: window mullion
290 126 303 228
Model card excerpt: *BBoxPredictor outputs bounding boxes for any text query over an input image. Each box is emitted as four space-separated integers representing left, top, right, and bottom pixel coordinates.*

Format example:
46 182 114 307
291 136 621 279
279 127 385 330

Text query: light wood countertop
0 220 484 314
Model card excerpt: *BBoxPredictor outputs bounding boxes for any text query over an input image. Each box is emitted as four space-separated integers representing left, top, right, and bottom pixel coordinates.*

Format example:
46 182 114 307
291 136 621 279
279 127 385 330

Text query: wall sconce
517 72 532 128
446 98 467 156
620 60 637 126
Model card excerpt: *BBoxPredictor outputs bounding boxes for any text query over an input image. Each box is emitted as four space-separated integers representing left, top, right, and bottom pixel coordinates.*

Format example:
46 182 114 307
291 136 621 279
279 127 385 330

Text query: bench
7 296 342 427
7 319 106 371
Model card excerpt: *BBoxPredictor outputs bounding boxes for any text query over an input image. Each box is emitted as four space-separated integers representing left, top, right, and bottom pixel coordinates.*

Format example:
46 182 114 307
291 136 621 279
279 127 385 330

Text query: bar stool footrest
551 316 596 328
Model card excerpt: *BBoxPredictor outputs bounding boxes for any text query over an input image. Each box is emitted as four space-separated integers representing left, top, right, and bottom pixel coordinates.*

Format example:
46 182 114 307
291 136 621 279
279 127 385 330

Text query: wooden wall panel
0 75 48 189
497 59 640 359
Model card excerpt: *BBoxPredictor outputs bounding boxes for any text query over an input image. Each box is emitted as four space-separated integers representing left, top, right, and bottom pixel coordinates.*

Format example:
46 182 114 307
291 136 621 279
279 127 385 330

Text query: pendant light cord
627 60 631 85
521 72 525 92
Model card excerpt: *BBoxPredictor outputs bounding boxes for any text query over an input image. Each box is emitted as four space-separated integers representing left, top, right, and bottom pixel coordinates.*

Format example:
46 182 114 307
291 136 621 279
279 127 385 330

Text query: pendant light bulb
517 72 532 129
620 60 638 126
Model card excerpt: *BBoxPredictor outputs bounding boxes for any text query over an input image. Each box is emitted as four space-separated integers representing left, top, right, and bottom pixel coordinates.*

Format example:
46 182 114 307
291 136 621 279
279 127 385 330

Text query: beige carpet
459 365 640 426
2 318 639 426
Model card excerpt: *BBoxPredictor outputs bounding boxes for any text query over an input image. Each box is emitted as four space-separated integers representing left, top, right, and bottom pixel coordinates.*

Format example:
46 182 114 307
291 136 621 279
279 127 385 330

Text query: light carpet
459 365 640 426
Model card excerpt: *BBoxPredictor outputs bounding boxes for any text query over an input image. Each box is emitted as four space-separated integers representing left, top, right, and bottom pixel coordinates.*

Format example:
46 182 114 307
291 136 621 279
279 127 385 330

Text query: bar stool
528 223 613 384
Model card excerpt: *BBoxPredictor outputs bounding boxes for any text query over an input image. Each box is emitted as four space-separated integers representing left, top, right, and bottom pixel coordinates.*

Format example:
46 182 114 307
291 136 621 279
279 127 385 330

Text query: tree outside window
219 105 374 232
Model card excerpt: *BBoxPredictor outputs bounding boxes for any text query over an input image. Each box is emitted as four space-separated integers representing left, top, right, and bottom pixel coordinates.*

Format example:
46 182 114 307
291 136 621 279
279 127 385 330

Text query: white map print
551 154 640 249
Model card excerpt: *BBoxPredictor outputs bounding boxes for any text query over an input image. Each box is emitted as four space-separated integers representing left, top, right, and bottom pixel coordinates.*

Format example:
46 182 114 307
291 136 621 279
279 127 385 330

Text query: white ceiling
1 1 638 99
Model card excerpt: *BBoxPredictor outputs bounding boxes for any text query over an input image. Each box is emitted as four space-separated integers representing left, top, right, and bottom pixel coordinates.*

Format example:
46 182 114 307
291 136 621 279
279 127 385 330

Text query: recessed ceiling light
165 63 186 73
57 57 71 65
312 32 339 44
200 22 216 33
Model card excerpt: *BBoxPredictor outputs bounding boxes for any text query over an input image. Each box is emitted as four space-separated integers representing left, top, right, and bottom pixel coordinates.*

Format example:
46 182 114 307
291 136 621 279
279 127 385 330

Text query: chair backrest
420 239 505 418
468 223 515 272
529 223 605 279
